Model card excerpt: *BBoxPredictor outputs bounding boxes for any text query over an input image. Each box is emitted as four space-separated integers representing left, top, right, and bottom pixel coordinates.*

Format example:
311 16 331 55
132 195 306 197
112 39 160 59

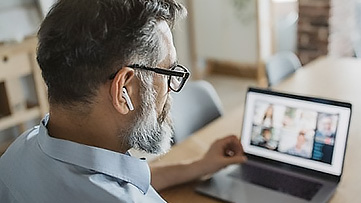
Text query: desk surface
152 57 361 203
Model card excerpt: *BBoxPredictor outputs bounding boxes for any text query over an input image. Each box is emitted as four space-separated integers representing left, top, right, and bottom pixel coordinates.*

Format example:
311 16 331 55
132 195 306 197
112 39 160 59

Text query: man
252 127 278 150
313 114 337 164
315 115 336 139
0 0 246 202
286 130 310 158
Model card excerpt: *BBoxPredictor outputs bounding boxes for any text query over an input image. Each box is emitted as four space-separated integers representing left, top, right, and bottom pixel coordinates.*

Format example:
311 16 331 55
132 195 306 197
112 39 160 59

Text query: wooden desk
152 57 361 203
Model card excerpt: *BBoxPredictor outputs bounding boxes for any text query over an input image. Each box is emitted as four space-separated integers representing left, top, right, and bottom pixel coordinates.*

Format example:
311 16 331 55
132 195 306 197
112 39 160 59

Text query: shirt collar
37 115 150 194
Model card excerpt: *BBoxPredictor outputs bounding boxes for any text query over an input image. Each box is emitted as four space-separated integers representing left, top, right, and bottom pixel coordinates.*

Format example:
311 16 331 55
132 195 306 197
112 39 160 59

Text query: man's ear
110 67 135 114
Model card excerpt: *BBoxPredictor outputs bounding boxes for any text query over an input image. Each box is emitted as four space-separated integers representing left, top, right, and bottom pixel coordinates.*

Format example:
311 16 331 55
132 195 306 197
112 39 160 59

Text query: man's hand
199 135 247 175
151 135 247 191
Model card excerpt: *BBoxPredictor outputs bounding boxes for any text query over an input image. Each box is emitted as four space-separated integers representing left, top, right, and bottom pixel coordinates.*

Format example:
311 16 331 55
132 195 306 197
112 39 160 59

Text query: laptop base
195 164 337 203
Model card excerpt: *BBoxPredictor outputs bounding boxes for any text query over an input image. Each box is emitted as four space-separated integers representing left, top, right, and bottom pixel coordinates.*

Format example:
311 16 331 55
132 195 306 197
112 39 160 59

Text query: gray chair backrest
265 51 302 87
170 80 223 144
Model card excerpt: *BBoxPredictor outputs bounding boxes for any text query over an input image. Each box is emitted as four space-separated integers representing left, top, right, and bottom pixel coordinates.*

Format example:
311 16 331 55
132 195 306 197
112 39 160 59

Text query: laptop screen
241 88 351 176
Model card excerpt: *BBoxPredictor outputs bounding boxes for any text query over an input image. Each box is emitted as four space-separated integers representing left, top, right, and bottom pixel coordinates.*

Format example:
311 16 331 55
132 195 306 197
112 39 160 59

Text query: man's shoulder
0 126 40 162
0 125 165 203
0 126 42 202
0 126 41 177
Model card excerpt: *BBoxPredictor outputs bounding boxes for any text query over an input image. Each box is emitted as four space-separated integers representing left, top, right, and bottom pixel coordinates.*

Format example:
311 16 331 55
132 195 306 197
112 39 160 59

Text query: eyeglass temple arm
129 64 186 77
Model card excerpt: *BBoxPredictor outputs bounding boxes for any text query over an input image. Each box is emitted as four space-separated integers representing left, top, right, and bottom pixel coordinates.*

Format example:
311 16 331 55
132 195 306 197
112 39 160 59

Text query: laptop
196 87 352 203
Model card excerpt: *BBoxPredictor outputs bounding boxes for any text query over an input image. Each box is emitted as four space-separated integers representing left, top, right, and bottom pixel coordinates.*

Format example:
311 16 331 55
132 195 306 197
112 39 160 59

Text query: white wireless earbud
122 87 134 111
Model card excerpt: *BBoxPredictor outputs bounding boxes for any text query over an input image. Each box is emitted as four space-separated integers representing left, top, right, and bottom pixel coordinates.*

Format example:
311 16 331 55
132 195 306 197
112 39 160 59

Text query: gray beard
127 91 174 155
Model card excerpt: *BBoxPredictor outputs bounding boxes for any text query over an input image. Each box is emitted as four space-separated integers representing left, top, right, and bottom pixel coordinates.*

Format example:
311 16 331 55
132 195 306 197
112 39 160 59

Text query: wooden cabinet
0 37 48 155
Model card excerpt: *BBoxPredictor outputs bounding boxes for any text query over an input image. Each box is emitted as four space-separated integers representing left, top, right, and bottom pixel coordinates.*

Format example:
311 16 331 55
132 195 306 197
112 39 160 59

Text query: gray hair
37 0 186 106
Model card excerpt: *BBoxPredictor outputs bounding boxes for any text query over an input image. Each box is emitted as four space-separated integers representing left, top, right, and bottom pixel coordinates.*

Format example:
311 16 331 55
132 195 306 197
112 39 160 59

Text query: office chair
265 51 302 87
171 80 223 144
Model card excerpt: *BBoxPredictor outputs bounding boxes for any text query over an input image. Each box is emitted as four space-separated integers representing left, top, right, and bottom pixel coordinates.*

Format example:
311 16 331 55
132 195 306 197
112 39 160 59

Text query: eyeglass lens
170 65 185 91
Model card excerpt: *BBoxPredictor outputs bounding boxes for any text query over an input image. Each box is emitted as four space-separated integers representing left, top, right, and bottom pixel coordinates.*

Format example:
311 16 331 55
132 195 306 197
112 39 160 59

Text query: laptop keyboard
228 163 323 201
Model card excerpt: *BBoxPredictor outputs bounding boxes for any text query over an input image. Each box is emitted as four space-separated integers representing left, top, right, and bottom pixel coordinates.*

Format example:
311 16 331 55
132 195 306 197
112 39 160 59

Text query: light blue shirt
0 115 165 203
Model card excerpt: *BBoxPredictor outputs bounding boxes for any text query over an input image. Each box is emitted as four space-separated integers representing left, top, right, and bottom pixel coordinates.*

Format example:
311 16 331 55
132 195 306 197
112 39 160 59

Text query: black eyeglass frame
109 64 190 92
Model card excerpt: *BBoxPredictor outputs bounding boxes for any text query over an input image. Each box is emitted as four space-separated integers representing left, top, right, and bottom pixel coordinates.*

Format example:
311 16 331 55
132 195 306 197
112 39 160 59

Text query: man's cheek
158 95 172 123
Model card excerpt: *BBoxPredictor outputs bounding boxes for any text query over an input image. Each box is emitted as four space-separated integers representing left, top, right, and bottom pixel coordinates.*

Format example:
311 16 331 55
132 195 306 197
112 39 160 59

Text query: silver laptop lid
241 88 352 177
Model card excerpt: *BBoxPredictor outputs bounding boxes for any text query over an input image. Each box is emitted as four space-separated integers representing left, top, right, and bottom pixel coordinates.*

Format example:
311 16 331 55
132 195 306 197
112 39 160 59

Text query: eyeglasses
109 64 190 92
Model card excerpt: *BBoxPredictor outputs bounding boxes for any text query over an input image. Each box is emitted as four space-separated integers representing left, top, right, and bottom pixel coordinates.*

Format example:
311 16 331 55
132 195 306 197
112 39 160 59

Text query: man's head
296 131 306 148
37 0 187 154
319 116 334 136
261 128 272 141
37 0 186 105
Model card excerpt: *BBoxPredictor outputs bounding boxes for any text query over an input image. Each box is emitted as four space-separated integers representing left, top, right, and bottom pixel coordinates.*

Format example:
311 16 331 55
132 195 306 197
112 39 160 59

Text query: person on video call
262 104 274 128
315 115 336 140
313 115 336 163
0 0 247 202
252 128 278 150
287 130 309 158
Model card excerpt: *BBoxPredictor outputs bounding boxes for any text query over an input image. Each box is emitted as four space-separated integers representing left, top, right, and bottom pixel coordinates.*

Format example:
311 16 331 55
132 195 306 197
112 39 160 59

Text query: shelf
0 107 42 131
0 37 48 154
0 53 32 81
0 37 37 81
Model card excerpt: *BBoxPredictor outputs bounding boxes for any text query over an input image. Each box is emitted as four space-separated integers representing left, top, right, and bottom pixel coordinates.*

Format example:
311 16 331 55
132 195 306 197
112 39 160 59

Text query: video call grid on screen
241 91 351 176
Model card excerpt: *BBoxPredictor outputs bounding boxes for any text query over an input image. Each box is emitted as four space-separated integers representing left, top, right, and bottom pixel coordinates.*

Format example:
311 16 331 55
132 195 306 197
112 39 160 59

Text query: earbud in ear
122 87 134 111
